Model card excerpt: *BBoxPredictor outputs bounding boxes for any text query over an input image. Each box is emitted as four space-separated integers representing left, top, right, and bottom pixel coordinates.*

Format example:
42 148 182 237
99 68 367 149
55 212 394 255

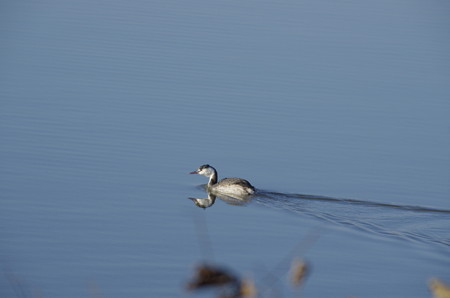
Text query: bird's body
190 164 255 197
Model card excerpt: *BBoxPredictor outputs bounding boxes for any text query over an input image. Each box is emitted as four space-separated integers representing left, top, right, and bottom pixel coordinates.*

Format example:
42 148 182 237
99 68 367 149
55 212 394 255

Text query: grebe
189 164 255 197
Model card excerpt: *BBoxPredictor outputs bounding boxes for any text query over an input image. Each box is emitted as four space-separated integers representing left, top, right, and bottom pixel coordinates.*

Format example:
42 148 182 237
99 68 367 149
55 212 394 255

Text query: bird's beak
189 170 198 174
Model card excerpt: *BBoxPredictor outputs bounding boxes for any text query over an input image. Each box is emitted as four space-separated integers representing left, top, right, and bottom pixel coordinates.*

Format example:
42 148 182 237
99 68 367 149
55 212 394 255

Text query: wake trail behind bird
253 190 450 251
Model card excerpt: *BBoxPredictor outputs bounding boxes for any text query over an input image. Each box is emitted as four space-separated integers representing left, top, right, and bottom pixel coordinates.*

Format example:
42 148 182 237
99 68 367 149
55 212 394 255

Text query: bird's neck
208 169 218 187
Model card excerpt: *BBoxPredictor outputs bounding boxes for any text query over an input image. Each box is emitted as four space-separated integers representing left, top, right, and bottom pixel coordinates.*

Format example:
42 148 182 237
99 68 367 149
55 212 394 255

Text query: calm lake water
1 0 449 297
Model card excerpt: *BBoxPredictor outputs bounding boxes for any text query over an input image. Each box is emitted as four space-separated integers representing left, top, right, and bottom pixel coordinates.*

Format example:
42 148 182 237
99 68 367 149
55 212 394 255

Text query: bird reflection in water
188 190 253 209
189 192 217 209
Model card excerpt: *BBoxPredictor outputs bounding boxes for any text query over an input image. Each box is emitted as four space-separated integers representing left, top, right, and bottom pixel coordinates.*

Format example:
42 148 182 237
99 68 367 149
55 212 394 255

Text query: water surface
1 0 449 297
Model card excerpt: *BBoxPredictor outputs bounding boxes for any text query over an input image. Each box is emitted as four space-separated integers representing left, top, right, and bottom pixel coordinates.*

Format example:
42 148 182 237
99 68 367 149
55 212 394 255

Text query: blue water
1 0 449 297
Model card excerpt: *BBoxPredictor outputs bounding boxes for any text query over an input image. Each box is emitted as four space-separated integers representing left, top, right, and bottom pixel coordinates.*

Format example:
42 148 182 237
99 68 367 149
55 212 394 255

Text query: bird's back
214 177 255 195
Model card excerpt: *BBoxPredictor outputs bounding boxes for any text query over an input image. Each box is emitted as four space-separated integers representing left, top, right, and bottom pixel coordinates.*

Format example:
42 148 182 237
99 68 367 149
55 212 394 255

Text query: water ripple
254 190 450 249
